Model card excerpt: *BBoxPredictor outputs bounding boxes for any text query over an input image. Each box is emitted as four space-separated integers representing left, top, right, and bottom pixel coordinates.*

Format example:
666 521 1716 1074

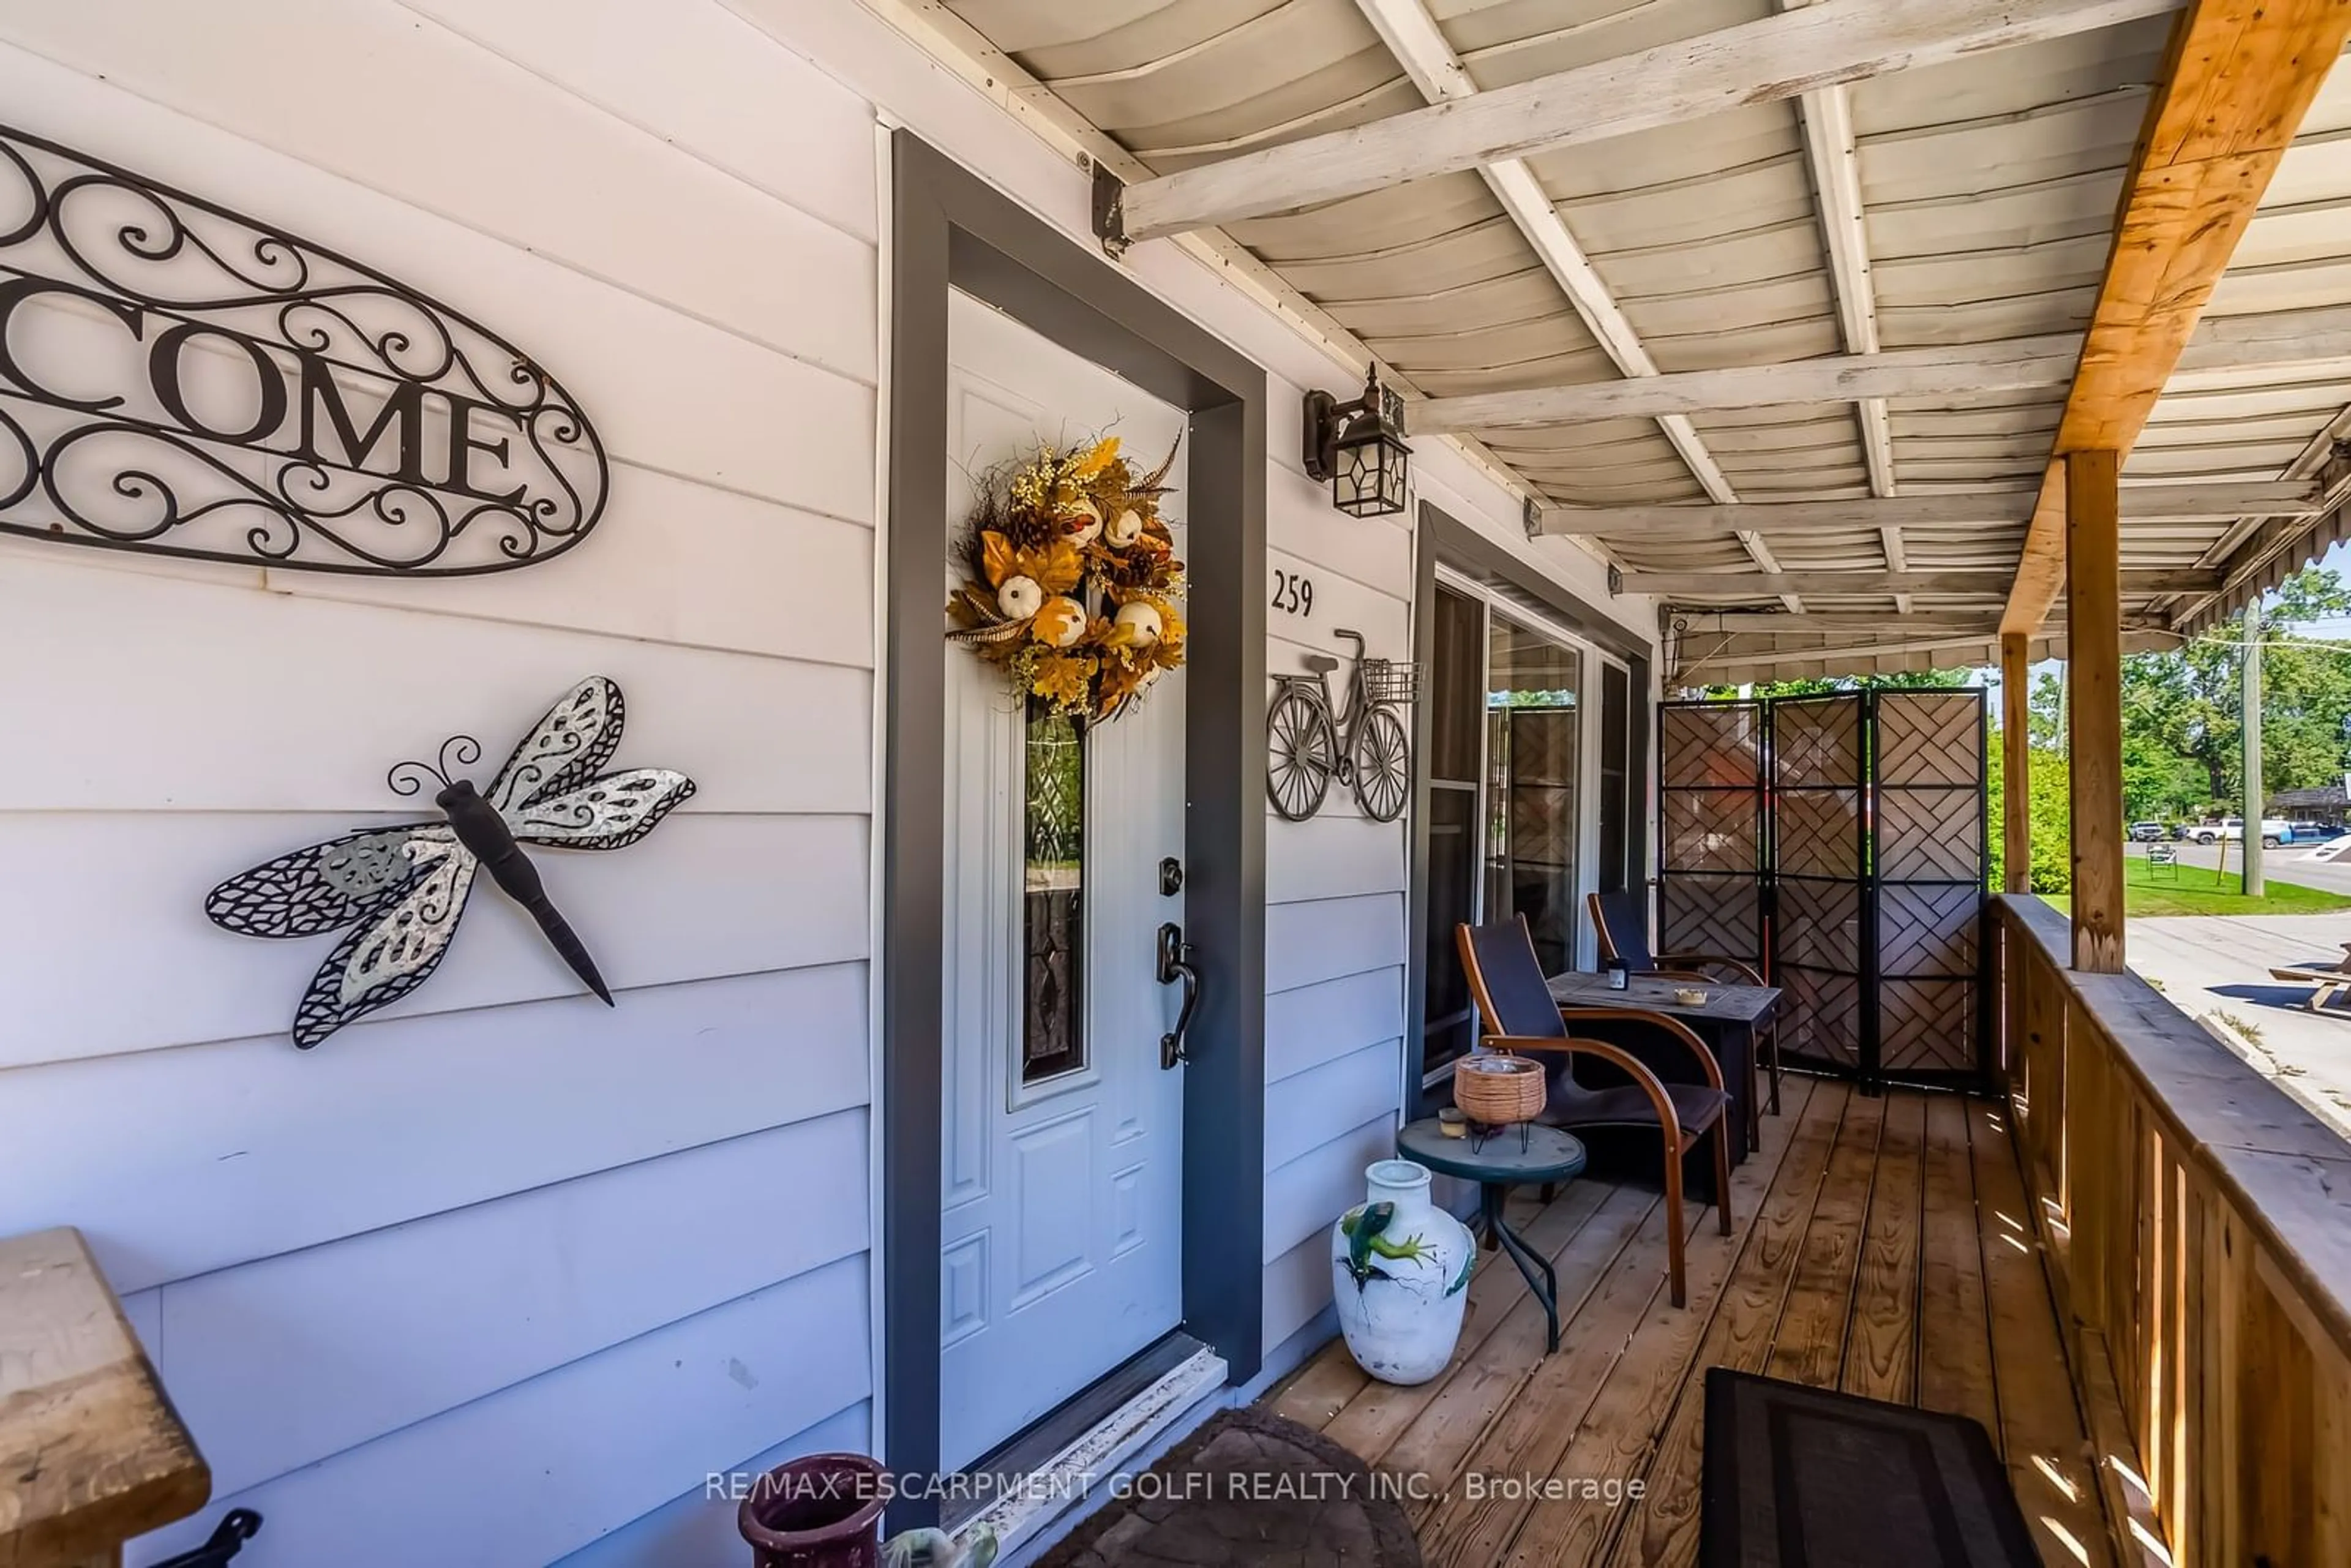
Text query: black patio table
1397 1117 1586 1354
1544 969 1780 1163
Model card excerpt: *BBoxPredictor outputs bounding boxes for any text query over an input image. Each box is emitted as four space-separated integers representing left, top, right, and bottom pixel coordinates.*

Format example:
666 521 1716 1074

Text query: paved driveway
2127 914 2351 1139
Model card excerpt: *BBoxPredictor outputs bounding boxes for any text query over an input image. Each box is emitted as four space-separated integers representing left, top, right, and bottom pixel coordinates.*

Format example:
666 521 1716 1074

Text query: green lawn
2045 855 2351 917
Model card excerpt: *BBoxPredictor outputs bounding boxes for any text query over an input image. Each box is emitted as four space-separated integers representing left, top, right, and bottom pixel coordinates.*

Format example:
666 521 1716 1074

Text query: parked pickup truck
2188 817 2291 846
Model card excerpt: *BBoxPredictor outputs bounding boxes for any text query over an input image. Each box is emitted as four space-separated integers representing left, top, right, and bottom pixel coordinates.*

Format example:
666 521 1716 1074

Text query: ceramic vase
1330 1158 1475 1385
737 1452 887 1568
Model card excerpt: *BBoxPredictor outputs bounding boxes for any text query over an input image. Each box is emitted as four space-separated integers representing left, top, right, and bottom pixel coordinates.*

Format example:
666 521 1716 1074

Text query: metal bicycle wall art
1265 628 1418 822
0 122 608 574
206 677 694 1048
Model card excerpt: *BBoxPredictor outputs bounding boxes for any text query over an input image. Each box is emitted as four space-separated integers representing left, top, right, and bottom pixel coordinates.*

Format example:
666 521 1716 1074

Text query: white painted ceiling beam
1351 0 1791 601
1688 612 2003 632
1115 0 2181 240
2175 302 2351 373
1624 568 2220 597
1536 479 2323 538
1777 0 1907 607
1411 302 2351 435
1409 337 2082 433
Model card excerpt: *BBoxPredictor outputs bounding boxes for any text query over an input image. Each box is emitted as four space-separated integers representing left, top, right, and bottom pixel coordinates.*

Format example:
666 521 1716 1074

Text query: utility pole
2244 604 2264 897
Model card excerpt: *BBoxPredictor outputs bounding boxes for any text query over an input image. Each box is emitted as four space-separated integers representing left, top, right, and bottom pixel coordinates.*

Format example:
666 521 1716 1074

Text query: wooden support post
2243 606 2265 898
2066 449 2124 973
2001 631 2031 895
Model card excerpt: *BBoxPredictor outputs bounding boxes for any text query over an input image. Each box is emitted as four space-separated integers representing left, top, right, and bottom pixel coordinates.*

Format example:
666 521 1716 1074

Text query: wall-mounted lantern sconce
1302 370 1411 518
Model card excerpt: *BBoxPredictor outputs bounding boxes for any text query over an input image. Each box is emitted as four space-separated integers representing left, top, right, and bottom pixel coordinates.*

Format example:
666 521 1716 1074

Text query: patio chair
2268 940 2351 1013
1589 889 1781 1117
1457 916 1734 1308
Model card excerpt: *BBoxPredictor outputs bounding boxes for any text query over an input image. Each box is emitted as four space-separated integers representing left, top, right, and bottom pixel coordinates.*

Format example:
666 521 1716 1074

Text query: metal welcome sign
0 124 608 575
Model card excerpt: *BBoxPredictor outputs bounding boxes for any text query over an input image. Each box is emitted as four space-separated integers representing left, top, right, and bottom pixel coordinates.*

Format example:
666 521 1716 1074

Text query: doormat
1034 1407 1422 1568
1700 1369 2040 1566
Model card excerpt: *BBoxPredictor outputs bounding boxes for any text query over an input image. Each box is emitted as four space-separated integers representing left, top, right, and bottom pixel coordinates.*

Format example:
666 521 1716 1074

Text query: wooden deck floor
1262 1079 2118 1566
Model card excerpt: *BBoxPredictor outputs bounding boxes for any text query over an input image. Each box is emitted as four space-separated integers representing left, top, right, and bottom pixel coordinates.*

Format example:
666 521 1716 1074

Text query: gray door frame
882 133 1267 1522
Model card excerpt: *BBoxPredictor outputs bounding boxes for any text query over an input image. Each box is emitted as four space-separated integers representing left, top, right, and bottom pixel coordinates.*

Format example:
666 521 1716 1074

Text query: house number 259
1272 570 1314 618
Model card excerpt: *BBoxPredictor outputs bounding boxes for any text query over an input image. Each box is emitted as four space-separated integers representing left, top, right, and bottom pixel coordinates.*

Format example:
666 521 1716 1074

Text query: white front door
939 291 1188 1471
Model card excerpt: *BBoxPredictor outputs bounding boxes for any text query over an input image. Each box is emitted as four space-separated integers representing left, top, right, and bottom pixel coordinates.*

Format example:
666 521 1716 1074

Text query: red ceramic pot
737 1452 889 1568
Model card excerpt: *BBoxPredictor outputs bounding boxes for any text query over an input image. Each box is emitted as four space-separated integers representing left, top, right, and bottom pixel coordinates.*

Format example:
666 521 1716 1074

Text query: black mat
1700 1370 2041 1567
1037 1407 1422 1568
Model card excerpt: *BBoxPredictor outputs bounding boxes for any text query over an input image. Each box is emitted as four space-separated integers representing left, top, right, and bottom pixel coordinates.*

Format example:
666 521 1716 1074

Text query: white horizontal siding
0 812 869 1066
1263 1228 1338 1356
1254 386 1415 1370
1266 893 1409 996
1266 967 1404 1086
1264 1039 1401 1175
552 1401 875 1568
8 962 871 1293
0 41 876 525
1267 814 1410 906
394 0 878 244
1262 1111 1396 1266
161 1108 869 1498
0 1 878 383
0 8 888 1563
282 465 877 660
1 558 871 816
128 1255 873 1568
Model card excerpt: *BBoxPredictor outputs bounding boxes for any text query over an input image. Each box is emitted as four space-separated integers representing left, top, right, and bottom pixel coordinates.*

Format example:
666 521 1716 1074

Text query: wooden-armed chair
1589 888 1780 1117
1457 916 1733 1308
1588 888 1765 986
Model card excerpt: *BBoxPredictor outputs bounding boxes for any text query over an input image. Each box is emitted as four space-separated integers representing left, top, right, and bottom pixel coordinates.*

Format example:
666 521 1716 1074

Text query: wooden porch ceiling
1263 1079 2116 1567
893 0 2351 680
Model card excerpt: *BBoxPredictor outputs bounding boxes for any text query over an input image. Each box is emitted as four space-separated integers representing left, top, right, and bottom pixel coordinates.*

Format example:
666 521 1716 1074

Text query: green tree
1987 737 2071 895
2027 671 2064 749
2115 566 2351 813
1699 669 1973 700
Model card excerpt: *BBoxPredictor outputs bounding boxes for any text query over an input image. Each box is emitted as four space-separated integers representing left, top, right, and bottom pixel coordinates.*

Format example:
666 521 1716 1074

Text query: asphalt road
2127 913 2351 1139
2128 836 2351 895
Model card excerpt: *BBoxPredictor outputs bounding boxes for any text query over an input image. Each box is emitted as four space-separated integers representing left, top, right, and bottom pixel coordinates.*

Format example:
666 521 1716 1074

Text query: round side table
1396 1119 1587 1352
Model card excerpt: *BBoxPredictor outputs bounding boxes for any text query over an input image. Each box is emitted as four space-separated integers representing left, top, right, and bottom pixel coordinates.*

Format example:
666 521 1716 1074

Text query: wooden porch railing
1993 895 2351 1567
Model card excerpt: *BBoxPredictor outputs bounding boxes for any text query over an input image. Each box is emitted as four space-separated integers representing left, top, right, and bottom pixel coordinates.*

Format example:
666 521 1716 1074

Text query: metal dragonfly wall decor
207 676 694 1048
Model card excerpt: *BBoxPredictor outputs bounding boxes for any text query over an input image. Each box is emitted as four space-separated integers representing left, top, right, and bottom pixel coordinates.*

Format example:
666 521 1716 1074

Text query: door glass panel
1486 616 1581 976
1422 585 1487 1077
1422 783 1479 1074
1428 586 1485 781
1022 699 1084 1083
1599 662 1630 894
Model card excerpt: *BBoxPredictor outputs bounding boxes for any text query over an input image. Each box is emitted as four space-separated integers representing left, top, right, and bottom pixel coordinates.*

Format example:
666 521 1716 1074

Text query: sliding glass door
1420 577 1625 1082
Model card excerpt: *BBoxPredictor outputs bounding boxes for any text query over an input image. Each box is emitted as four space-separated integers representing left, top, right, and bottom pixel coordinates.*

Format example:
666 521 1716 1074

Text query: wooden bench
1 1228 209 1568
2267 940 2351 1012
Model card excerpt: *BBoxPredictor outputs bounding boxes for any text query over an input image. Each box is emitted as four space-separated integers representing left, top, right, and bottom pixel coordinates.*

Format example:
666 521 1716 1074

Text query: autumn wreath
946 435 1187 724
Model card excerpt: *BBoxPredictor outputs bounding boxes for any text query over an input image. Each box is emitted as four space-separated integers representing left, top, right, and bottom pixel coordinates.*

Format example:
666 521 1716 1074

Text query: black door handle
1157 921 1199 1070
